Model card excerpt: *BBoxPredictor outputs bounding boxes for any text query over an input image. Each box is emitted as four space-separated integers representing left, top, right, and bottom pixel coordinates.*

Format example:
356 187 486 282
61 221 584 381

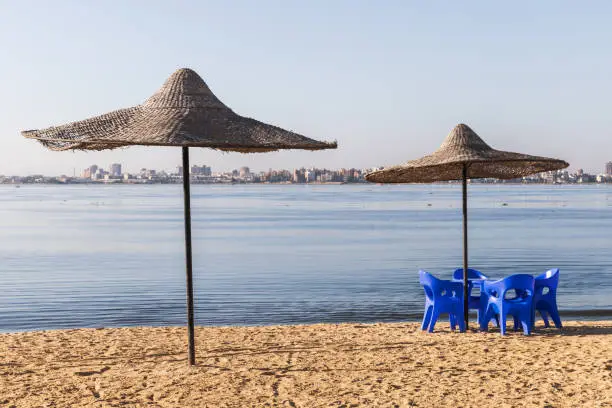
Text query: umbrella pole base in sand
182 147 196 366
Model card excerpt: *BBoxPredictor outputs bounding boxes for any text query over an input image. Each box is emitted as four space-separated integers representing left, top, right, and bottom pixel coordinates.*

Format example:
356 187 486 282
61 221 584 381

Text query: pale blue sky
1 0 610 175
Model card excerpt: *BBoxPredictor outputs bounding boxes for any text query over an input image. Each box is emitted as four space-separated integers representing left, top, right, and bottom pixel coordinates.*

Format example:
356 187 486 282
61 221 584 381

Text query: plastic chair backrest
452 268 487 281
483 274 534 302
535 268 559 288
419 270 460 300
534 268 559 296
419 270 437 301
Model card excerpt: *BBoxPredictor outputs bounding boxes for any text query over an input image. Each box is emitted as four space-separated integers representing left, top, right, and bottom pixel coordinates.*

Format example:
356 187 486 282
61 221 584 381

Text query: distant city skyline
3 162 610 185
2 160 612 178
2 1 611 175
2 159 612 178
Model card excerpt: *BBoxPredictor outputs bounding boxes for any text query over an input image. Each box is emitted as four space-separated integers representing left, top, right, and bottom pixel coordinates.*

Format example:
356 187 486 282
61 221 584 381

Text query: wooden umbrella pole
462 165 469 329
182 147 196 366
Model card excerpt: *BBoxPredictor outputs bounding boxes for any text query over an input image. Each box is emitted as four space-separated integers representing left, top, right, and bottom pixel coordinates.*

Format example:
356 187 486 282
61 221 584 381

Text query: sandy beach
1 321 610 407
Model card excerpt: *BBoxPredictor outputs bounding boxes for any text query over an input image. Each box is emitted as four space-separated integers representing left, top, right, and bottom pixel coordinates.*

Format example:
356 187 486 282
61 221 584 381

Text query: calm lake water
0 184 610 332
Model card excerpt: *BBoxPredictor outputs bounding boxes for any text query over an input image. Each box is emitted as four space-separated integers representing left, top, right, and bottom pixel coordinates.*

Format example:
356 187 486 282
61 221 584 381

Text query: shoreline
3 310 612 335
2 320 611 407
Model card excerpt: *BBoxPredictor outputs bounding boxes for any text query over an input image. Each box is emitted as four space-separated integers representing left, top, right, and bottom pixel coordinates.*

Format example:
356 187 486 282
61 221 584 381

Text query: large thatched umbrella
22 68 337 365
365 124 568 329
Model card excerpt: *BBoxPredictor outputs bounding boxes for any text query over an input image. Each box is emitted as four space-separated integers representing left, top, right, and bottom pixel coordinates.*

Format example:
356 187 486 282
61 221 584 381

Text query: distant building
606 162 612 176
93 168 107 180
293 168 306 183
109 163 122 177
239 167 250 178
191 165 211 176
541 172 554 183
304 169 315 183
319 173 333 182
83 164 98 179
341 168 358 183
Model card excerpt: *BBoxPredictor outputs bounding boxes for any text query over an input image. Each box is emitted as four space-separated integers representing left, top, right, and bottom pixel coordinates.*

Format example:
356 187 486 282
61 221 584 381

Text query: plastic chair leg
479 308 491 332
540 310 550 328
477 310 497 328
457 314 466 333
513 316 520 332
499 311 507 336
421 306 433 331
428 310 441 333
520 319 531 336
449 314 457 331
549 305 563 329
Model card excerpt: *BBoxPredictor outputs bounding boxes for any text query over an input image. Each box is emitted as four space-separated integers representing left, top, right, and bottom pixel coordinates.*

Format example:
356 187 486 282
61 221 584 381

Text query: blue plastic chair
419 270 465 333
533 268 562 329
452 268 498 327
452 268 488 310
479 274 535 335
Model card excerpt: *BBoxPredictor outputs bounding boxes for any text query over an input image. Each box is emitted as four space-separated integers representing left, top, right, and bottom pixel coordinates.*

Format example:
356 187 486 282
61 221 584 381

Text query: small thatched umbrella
365 124 568 329
22 68 337 365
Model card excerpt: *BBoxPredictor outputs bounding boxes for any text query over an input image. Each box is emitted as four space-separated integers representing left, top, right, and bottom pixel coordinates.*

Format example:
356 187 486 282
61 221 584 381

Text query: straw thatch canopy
22 68 337 153
366 124 568 183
